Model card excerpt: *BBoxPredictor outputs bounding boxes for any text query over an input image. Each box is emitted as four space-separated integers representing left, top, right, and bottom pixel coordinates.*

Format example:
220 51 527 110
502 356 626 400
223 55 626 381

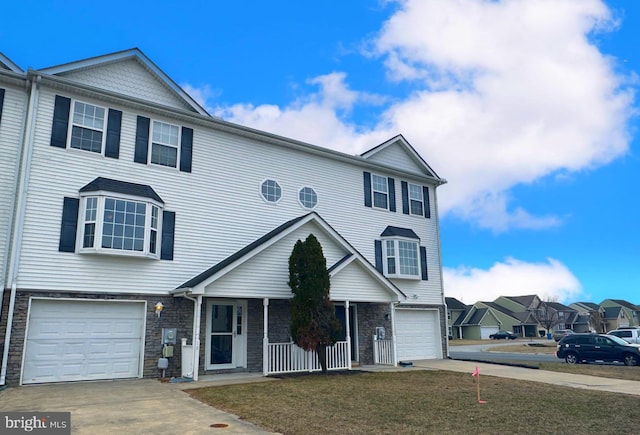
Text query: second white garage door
395 309 441 361
22 299 145 384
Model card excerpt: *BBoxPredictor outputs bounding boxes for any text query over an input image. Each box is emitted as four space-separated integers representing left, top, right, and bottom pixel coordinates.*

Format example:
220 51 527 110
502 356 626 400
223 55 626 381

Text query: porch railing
373 336 395 365
267 341 349 375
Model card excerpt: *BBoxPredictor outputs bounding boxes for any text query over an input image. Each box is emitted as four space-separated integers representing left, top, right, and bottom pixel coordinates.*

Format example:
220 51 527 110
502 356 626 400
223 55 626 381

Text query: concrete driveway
0 379 276 434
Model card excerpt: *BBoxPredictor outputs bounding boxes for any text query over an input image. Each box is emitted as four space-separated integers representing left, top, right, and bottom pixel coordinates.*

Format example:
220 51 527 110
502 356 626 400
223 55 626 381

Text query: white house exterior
0 49 447 386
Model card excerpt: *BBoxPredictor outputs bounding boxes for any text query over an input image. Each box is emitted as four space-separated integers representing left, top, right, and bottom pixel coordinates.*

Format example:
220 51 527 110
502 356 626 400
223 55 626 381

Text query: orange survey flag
472 366 479 377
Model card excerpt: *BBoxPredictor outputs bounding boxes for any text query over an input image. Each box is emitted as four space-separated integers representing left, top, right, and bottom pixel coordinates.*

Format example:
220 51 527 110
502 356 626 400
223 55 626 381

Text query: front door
206 300 247 369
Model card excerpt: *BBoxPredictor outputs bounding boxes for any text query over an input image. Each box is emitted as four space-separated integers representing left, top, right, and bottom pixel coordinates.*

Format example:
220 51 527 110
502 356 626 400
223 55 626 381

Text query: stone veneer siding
0 290 193 385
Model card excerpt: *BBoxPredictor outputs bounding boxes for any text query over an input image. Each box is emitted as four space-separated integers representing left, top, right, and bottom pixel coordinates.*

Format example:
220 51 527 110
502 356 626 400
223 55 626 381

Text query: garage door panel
23 300 145 384
395 310 440 361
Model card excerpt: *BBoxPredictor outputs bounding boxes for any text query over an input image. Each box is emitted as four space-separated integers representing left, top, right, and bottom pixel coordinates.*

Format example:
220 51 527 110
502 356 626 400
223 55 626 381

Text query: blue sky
2 0 638 306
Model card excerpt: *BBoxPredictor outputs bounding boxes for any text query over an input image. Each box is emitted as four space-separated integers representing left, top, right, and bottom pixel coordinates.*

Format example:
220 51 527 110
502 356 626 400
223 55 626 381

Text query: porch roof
173 212 406 302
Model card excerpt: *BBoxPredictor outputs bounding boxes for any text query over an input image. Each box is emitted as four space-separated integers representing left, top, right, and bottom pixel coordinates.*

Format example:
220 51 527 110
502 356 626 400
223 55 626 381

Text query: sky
2 0 638 306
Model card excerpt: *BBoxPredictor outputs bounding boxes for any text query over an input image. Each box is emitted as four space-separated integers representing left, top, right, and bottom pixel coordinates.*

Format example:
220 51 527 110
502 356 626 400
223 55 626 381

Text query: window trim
297 186 318 209
77 191 164 259
149 119 181 169
260 178 283 204
408 182 424 216
381 237 420 280
67 99 108 155
371 174 389 210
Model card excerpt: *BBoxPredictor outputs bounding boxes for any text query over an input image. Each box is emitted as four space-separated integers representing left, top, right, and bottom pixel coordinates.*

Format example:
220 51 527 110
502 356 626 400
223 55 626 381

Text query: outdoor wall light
154 302 164 318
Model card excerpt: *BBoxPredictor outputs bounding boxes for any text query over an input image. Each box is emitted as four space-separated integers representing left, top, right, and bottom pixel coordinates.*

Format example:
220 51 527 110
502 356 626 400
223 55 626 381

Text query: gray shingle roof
80 177 163 203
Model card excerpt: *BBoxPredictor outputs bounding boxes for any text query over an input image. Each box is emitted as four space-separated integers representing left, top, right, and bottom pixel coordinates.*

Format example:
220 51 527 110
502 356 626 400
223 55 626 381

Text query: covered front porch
176 296 398 380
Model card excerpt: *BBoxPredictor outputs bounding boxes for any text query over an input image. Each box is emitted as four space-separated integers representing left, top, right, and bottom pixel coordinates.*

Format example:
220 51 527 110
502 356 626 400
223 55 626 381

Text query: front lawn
188 370 640 434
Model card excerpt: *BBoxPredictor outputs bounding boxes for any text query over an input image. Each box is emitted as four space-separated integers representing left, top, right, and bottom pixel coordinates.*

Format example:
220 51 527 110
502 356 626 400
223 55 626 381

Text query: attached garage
481 326 499 339
22 299 145 384
395 309 441 361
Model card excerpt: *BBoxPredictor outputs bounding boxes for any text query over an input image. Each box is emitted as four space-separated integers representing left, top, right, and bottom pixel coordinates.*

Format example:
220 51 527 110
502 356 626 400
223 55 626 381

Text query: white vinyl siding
17 89 442 303
56 58 194 111
0 85 25 288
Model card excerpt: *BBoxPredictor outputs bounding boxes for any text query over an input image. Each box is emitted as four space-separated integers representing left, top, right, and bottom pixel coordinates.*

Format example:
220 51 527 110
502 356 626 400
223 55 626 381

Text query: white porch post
192 295 202 381
263 298 269 376
390 302 398 367
345 300 352 369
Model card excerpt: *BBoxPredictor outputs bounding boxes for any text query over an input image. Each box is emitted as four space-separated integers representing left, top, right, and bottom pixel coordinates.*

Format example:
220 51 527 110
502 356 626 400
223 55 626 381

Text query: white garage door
481 326 499 339
22 299 145 384
395 309 441 361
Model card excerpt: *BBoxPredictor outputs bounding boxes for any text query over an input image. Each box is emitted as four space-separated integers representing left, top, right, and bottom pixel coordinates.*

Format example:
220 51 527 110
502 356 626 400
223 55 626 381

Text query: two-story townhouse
599 299 640 329
570 301 606 333
444 297 467 339
0 49 448 386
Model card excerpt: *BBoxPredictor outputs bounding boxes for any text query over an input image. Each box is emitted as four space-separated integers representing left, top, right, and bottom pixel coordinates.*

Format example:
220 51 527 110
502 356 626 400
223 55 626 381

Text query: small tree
536 299 560 335
288 234 341 373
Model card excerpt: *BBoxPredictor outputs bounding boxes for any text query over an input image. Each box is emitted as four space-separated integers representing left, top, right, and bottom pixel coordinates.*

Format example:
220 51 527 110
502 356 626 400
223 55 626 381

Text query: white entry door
22 299 145 384
205 300 247 369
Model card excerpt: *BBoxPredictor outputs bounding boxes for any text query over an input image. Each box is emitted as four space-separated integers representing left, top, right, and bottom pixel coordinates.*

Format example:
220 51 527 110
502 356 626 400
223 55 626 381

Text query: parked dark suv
556 333 640 366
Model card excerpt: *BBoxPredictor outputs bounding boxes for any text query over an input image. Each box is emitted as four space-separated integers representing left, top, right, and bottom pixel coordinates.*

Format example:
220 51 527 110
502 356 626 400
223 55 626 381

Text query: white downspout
1 75 40 386
433 184 448 358
184 294 202 381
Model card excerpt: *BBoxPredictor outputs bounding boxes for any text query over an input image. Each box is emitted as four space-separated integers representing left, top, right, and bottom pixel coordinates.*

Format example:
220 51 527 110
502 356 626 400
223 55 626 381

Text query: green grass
188 370 640 434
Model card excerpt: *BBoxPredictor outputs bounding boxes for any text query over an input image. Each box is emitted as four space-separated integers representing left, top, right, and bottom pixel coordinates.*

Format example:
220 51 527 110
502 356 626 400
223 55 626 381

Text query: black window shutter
180 127 193 173
388 177 396 212
50 95 71 148
59 197 79 252
423 186 431 218
105 109 122 159
401 181 409 215
161 211 175 260
363 172 372 208
374 240 383 273
420 246 428 280
0 88 5 124
134 116 150 164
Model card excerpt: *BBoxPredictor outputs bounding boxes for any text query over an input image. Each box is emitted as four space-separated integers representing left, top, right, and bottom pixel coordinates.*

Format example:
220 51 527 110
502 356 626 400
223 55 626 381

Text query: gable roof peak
35 48 209 116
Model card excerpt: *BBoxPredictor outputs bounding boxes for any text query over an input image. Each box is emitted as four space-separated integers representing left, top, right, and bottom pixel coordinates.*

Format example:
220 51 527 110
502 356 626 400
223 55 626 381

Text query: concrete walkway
0 378 276 434
365 359 640 396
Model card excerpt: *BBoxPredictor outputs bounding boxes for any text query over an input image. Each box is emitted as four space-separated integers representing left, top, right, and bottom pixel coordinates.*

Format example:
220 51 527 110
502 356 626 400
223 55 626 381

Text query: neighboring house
0 49 448 386
599 299 640 330
537 301 577 333
456 302 519 339
493 295 545 337
569 302 604 333
445 297 467 339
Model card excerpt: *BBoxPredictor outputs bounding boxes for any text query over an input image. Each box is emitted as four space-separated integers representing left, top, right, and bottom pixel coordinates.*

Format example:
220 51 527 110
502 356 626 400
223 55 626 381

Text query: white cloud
185 0 635 233
443 257 583 304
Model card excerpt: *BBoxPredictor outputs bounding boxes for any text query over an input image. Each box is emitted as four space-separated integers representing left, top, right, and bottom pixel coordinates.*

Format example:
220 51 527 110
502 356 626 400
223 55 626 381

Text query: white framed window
150 120 180 168
408 183 424 216
69 100 106 153
298 186 318 209
261 179 282 203
383 238 420 279
372 174 388 209
79 193 163 259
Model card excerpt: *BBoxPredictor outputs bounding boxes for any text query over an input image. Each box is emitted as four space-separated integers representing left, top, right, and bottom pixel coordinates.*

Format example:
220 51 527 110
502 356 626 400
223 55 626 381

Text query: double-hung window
70 101 106 153
372 174 389 209
79 194 162 258
408 183 424 216
151 120 180 168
